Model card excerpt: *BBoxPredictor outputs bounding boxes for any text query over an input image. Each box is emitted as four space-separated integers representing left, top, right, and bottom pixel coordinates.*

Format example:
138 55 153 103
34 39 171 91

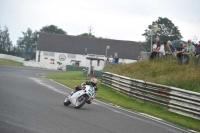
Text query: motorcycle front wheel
75 95 88 109
64 99 71 106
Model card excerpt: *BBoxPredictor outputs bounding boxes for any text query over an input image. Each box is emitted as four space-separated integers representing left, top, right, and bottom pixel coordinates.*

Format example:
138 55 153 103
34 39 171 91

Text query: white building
35 33 145 71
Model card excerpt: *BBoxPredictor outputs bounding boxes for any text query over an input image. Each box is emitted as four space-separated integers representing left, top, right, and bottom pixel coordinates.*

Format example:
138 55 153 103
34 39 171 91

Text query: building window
68 54 76 59
43 52 55 57
72 62 79 66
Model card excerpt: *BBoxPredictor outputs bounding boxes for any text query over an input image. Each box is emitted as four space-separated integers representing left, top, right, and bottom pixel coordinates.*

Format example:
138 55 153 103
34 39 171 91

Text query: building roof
86 57 104 61
37 32 146 60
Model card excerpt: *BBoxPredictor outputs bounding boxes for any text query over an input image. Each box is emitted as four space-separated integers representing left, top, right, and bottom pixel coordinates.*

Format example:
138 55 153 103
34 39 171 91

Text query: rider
70 77 98 104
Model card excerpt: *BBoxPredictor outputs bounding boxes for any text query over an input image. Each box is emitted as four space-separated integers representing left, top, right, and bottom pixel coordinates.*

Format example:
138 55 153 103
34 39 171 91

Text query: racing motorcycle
63 84 96 109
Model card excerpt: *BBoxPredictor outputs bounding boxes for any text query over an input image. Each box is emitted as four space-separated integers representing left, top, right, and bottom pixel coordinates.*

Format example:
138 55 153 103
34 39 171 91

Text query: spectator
105 56 109 66
165 41 172 54
152 41 157 51
195 41 200 56
108 55 113 64
169 41 175 53
176 42 185 64
150 41 157 60
137 56 141 61
187 39 195 54
182 39 195 65
156 38 160 51
113 55 119 64
155 36 160 44
159 42 165 54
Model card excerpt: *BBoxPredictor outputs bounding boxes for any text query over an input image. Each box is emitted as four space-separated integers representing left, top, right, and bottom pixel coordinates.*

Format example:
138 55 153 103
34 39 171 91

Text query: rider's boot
86 98 92 104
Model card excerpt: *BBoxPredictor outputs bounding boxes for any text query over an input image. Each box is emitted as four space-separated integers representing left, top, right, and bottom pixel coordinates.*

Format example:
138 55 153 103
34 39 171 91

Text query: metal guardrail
140 52 151 60
101 72 200 120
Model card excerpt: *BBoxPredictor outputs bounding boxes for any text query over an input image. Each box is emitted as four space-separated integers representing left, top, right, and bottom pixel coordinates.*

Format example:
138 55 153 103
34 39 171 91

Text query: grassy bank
0 59 23 67
43 71 200 131
104 59 200 93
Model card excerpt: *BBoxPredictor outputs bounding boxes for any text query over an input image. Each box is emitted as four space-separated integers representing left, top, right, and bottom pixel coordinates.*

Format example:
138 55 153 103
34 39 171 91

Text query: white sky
0 0 200 45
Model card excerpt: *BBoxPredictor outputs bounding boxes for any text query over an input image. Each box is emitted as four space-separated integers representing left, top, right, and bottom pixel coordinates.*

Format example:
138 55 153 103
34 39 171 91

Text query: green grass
0 58 23 67
104 59 200 93
43 71 90 81
42 71 90 89
42 71 200 132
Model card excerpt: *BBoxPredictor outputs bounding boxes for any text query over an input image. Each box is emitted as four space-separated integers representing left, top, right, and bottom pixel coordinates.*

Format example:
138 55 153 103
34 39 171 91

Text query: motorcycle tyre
64 100 71 106
75 95 88 109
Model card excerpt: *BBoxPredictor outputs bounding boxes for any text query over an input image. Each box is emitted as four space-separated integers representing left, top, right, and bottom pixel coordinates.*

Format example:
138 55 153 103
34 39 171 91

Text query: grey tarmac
0 66 192 133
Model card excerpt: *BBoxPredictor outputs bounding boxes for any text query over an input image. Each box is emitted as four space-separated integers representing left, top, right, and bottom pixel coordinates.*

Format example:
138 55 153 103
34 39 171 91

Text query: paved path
0 66 190 133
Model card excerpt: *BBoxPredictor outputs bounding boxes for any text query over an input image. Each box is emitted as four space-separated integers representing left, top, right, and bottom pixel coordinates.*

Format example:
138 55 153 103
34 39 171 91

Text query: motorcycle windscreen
85 86 95 98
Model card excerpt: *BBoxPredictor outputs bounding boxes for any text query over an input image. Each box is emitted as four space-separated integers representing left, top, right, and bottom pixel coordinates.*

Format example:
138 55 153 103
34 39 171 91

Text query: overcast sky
0 0 200 44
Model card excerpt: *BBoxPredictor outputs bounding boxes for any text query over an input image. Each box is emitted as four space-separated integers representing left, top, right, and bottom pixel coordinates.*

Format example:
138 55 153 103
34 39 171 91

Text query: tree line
0 17 183 60
0 24 106 60
0 25 69 60
0 26 13 55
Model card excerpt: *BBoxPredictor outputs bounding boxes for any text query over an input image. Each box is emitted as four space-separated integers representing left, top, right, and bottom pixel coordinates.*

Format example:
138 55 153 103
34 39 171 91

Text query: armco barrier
101 72 200 120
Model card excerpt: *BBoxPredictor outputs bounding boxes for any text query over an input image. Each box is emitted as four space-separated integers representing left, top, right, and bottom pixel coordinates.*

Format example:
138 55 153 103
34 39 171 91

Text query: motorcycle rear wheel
75 95 88 109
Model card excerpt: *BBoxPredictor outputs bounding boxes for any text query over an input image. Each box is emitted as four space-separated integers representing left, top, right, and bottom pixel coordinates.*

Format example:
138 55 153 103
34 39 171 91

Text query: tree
40 25 67 35
17 28 38 60
15 45 23 57
78 33 96 38
0 26 13 54
142 17 183 51
0 26 3 53
140 41 151 52
78 25 96 38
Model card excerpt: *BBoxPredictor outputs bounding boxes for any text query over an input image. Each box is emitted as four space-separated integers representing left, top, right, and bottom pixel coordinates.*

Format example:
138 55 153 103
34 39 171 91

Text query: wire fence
140 52 151 60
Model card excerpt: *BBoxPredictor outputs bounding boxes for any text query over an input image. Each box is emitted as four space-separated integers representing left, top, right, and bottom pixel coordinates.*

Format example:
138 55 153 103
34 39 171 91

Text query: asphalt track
0 66 193 133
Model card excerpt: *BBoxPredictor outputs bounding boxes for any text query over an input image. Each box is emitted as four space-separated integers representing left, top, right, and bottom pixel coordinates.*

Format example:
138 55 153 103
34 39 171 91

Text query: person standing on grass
182 40 195 65
176 42 185 64
195 41 200 56
169 41 175 53
155 37 160 51
150 37 160 60
155 40 161 59
153 41 157 51
150 41 157 60
113 55 119 64
165 41 172 54
137 56 141 61
159 42 165 54
105 56 109 66
108 55 113 65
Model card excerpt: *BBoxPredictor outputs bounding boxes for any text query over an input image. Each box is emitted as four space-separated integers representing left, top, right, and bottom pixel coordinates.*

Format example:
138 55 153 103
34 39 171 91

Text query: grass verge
42 71 200 132
0 58 23 67
104 59 200 93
